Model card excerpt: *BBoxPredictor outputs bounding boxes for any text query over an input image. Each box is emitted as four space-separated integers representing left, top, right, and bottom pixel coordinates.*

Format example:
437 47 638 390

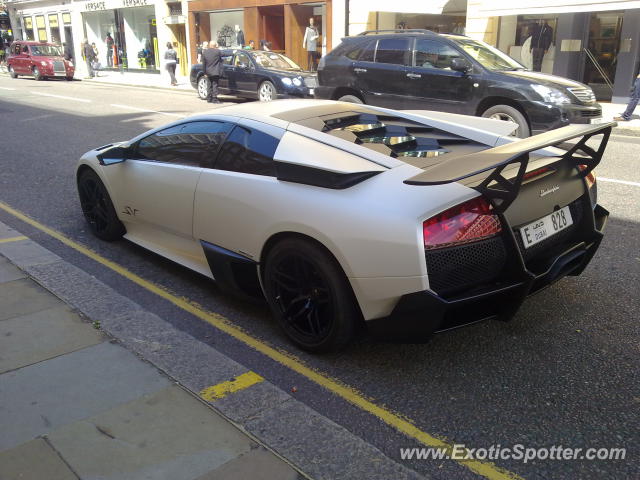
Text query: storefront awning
350 0 466 15
479 0 640 16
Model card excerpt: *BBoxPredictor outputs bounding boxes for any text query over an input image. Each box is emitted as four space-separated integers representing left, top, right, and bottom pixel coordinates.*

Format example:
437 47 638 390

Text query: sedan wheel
78 169 125 241
258 81 276 102
197 76 210 100
9 65 18 79
264 238 359 352
33 66 43 81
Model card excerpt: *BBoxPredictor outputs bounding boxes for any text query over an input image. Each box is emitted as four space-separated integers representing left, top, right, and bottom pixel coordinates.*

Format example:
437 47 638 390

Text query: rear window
345 40 374 60
375 38 410 66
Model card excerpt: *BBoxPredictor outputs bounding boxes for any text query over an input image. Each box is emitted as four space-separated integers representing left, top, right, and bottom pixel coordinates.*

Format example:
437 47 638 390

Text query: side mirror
451 57 471 73
97 146 132 165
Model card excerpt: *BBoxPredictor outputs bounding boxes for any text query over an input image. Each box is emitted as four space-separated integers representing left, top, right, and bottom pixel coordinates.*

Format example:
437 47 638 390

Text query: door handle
406 73 422 79
353 67 367 73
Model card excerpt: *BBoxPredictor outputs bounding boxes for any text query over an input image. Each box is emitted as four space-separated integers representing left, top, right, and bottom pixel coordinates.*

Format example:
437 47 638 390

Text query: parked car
7 41 75 81
316 30 602 137
76 99 611 352
190 49 317 101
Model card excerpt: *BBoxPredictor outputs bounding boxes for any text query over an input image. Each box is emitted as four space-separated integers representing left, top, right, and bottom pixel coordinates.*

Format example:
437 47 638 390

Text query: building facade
6 0 191 76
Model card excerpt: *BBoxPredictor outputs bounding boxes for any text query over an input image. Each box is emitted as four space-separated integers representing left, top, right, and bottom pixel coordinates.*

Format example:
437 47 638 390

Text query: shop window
62 13 72 25
49 14 60 44
24 17 34 41
209 10 244 48
414 39 460 69
215 126 278 177
375 38 410 66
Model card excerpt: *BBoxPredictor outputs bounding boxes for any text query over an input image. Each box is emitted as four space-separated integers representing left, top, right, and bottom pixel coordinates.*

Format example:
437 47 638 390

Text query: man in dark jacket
202 41 223 103
83 39 95 78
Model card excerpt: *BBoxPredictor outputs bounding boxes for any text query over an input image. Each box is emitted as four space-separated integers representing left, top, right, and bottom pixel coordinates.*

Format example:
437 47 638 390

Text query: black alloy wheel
78 169 125 241
264 238 359 352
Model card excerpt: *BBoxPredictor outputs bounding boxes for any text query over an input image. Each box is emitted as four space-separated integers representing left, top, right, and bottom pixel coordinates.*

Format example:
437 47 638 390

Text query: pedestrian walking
202 41 222 104
164 42 178 86
82 39 95 78
614 70 640 122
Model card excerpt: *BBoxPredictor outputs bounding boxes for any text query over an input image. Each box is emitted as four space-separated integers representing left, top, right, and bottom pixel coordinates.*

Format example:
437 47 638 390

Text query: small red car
7 41 74 81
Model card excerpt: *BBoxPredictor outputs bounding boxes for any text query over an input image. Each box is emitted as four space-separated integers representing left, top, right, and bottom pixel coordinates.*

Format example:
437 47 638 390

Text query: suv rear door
354 37 412 108
405 38 476 113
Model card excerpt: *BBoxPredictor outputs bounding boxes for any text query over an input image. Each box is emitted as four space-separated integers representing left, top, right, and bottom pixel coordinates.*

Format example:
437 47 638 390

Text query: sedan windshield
450 38 524 71
30 45 63 57
252 52 301 70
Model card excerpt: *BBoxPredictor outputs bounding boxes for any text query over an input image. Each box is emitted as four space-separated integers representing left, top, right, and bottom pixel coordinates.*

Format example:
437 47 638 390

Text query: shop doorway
583 11 624 101
258 5 285 52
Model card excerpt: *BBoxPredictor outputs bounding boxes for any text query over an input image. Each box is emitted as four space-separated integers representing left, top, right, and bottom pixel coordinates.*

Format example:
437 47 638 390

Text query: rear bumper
368 203 608 341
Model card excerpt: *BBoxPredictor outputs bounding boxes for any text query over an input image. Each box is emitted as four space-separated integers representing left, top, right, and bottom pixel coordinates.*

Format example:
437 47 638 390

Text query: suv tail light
423 197 502 250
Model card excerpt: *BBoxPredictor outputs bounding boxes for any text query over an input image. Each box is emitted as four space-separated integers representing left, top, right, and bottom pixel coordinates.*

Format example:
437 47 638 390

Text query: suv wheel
33 66 44 81
8 65 18 79
337 94 363 104
481 105 530 138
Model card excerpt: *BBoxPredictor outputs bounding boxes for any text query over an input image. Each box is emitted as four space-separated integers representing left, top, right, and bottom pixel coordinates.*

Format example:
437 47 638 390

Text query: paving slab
0 341 170 450
0 239 61 268
0 278 62 321
0 256 26 283
0 438 77 480
47 384 268 480
0 304 104 373
195 447 303 480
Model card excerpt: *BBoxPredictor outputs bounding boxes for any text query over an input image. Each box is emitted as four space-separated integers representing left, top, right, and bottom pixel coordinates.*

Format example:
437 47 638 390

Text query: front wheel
481 104 530 138
8 65 18 79
258 81 276 102
264 238 359 352
337 94 363 104
33 66 43 81
197 75 210 100
78 169 125 241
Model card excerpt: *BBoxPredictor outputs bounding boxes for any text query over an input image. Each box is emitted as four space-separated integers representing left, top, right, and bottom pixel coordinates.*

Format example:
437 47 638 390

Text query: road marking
110 103 183 118
0 235 27 244
0 87 16 91
200 371 264 401
599 177 640 188
29 91 91 103
0 200 523 480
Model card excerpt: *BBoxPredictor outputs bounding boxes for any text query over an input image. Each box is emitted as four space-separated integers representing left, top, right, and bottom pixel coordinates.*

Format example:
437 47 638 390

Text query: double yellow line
0 200 523 480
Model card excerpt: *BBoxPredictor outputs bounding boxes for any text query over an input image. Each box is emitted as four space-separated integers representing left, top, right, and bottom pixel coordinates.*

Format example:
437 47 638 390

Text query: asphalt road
1 75 638 480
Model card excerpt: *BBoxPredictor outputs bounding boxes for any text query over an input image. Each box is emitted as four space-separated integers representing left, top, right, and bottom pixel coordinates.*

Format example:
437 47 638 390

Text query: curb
0 220 424 480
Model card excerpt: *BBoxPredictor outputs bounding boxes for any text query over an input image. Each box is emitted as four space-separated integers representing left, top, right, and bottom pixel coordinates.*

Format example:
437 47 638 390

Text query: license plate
519 206 573 249
589 117 604 124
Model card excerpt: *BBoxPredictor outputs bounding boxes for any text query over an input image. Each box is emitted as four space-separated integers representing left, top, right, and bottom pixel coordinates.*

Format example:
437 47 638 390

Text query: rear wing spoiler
404 122 615 213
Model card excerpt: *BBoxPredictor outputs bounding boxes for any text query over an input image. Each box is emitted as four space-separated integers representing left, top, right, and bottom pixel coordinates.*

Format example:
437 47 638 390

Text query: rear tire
77 169 125 241
337 94 363 104
33 66 43 81
481 104 530 138
263 238 359 352
9 65 18 79
197 75 209 100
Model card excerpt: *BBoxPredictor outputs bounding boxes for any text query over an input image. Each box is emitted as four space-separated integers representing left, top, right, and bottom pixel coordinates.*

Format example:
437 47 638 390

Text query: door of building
583 11 624 101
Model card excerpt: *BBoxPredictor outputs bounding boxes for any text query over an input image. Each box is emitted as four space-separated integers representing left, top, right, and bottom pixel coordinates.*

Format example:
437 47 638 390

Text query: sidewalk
82 67 194 92
0 236 302 479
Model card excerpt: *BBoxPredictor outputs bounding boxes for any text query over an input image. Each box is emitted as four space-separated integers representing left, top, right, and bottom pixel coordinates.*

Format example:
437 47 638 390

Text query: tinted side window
414 39 462 69
358 40 376 62
222 54 233 65
234 52 251 67
346 40 373 60
375 38 410 65
137 121 232 167
215 126 279 176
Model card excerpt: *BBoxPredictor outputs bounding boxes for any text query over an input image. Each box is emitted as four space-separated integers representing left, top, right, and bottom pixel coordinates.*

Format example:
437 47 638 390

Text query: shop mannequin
302 17 319 71
235 25 245 48
530 19 553 72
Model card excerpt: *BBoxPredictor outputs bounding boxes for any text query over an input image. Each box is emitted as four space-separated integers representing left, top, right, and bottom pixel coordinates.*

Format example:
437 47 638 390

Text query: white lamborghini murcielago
77 100 612 351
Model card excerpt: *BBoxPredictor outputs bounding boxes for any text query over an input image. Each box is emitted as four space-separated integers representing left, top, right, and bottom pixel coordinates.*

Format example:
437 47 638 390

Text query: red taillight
578 165 596 189
523 166 552 182
423 197 502 250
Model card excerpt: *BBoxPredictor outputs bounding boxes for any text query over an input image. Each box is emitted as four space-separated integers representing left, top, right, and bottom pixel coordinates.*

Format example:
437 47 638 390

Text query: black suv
316 30 602 137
